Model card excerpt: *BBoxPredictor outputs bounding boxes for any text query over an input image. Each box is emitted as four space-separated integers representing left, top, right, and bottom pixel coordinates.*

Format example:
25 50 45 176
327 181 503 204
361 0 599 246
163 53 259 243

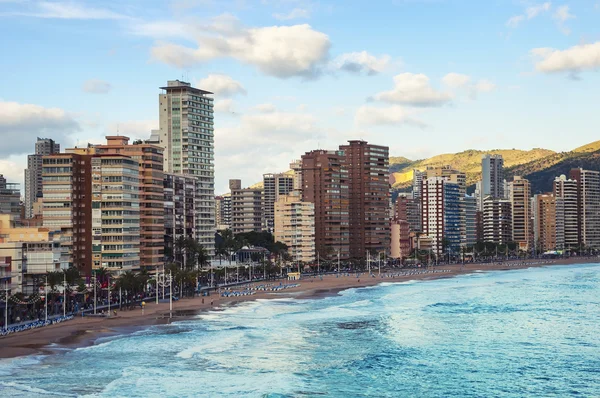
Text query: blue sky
1 0 600 194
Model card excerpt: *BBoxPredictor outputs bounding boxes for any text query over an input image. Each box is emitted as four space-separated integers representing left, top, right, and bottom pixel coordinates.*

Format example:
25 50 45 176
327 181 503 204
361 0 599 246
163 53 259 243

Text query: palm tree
174 235 187 268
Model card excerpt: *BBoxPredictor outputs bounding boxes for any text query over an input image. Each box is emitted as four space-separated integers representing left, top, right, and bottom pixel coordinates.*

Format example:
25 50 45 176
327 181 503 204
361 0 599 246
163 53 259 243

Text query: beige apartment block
274 193 315 263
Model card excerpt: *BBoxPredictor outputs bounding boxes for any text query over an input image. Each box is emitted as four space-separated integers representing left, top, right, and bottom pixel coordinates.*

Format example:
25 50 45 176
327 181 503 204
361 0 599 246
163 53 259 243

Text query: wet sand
1 257 597 360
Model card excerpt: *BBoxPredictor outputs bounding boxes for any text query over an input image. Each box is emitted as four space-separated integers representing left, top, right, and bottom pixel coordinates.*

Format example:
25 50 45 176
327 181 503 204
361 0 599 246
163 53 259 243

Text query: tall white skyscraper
156 80 215 256
481 154 504 199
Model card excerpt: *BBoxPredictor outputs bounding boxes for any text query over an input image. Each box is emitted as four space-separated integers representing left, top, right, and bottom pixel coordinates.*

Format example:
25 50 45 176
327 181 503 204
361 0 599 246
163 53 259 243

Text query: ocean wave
0 381 76 397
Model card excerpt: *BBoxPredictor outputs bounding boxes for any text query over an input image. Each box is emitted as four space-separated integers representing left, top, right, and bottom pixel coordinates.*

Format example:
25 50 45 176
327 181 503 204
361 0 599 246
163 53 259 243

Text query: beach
1 257 597 360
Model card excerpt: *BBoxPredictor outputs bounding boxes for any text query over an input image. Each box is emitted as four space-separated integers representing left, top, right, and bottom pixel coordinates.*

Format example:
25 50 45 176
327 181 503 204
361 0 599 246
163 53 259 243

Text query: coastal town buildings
569 168 600 249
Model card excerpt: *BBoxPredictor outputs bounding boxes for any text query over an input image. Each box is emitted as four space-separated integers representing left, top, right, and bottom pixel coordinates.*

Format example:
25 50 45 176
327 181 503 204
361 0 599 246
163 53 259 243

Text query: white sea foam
0 381 76 396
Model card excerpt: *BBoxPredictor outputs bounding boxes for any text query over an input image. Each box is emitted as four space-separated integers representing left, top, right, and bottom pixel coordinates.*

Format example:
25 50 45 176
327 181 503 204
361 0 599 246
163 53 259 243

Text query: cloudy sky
1 0 600 194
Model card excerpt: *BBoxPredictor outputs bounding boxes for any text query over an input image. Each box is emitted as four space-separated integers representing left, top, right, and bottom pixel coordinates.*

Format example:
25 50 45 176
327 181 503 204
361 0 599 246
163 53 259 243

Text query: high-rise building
215 195 225 229
395 193 421 233
90 154 141 272
301 150 349 260
461 195 477 247
553 175 579 250
481 154 504 198
509 176 532 251
339 140 390 258
569 168 600 249
420 177 461 255
231 180 263 235
482 196 512 244
90 136 164 270
156 79 215 257
0 175 21 223
532 194 560 252
412 169 424 199
425 165 467 196
474 180 483 211
262 173 294 233
24 138 60 219
42 153 93 275
289 159 303 193
274 192 315 263
164 173 201 259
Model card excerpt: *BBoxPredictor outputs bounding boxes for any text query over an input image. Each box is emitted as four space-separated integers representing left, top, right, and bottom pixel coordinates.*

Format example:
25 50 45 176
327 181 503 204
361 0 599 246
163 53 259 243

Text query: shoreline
1 257 598 361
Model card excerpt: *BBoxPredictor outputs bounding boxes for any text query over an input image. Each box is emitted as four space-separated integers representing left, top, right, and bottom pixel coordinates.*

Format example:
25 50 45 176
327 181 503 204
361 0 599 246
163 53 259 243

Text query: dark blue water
1 264 599 397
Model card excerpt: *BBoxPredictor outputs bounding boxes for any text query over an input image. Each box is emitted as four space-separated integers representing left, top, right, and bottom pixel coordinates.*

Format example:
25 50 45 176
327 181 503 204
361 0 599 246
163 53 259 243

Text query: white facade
157 80 215 256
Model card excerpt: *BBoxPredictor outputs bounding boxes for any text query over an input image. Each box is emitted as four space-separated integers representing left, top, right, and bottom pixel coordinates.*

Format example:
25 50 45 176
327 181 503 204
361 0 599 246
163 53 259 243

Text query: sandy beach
1 257 597 360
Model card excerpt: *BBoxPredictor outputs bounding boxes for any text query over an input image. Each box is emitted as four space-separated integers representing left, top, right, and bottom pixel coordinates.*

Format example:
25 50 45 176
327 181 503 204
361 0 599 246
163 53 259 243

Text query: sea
1 263 599 397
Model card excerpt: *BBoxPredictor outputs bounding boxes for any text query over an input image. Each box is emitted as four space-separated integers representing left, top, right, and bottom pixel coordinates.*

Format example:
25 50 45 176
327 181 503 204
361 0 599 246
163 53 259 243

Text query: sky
1 0 600 194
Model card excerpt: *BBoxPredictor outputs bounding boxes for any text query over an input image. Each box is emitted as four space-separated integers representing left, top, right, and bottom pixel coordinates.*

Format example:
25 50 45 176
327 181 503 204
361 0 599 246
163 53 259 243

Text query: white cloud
442 73 496 98
332 106 347 116
0 101 81 156
331 51 391 75
525 2 552 19
442 72 471 88
197 74 246 97
531 42 600 74
129 20 191 39
106 120 158 140
3 1 127 19
273 8 310 20
149 15 330 79
83 79 112 94
0 156 24 192
354 105 425 127
506 2 551 28
214 99 237 113
553 5 575 35
214 109 324 192
252 103 276 112
506 15 525 28
374 73 452 107
473 79 496 93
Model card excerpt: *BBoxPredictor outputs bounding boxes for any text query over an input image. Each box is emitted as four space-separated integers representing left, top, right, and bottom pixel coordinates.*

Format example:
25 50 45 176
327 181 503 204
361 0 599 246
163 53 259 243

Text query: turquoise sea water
1 264 599 397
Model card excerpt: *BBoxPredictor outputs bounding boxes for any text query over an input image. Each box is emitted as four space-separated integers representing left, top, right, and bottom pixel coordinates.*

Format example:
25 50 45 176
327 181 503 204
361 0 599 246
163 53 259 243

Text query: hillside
390 148 555 188
246 140 600 195
507 142 600 193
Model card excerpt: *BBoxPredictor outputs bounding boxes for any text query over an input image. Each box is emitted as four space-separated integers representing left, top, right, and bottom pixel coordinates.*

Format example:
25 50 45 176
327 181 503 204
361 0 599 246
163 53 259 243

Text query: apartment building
482 196 512 245
230 180 263 234
301 150 349 260
420 177 460 255
553 174 579 250
274 193 315 263
569 168 600 249
155 79 215 257
532 194 561 252
164 173 201 259
42 153 93 276
509 176 532 251
91 136 164 270
262 173 294 233
24 138 60 219
482 154 504 198
339 140 390 258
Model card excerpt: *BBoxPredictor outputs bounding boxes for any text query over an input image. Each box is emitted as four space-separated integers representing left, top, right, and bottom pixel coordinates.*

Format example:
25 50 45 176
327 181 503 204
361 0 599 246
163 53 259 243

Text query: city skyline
1 1 600 194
